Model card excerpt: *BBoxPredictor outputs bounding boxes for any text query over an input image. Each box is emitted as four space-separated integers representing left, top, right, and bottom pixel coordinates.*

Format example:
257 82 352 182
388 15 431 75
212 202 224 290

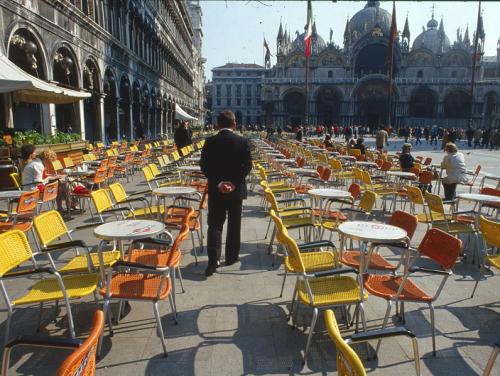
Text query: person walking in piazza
440 142 468 201
473 127 483 149
415 126 422 145
465 126 474 148
200 110 253 277
375 126 388 151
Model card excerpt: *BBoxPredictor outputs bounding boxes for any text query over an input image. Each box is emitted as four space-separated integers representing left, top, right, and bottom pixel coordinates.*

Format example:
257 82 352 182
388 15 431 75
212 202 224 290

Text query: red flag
385 0 397 67
304 0 313 59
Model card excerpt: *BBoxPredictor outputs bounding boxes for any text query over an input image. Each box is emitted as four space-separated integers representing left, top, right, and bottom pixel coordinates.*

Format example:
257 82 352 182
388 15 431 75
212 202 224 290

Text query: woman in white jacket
441 142 468 201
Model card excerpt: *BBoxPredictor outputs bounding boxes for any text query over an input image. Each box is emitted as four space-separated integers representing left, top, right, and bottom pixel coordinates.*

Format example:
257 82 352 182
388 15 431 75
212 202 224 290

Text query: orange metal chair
364 228 462 356
341 210 418 273
0 190 39 236
98 257 174 357
38 179 59 212
128 220 192 315
1 310 104 376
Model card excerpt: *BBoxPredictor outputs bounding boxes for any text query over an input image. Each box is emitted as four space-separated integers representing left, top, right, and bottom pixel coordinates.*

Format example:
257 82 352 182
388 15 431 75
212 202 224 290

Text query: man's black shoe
224 258 240 267
205 264 218 277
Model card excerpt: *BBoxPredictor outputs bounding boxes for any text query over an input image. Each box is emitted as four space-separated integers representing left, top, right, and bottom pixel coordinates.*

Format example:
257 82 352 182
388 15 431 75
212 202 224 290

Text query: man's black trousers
206 195 243 267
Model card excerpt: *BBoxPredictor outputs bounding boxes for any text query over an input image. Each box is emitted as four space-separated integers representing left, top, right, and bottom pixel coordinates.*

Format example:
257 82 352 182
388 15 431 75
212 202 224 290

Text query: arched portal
142 85 150 137
119 75 131 139
355 44 397 76
355 79 392 129
409 86 437 118
83 58 101 142
103 68 117 142
132 81 141 137
316 87 341 127
7 28 47 133
484 92 497 128
444 89 471 118
283 90 306 127
52 45 80 133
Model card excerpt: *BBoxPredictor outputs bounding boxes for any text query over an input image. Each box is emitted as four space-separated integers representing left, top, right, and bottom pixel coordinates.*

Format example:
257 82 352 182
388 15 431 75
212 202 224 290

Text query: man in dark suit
174 121 192 150
200 110 253 276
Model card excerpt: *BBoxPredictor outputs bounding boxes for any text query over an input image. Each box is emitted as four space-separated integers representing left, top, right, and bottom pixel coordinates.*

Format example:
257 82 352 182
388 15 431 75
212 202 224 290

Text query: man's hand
217 181 235 194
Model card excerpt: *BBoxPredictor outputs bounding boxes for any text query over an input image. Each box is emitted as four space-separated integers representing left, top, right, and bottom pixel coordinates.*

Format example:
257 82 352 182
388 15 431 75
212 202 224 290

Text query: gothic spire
478 14 485 41
438 16 445 37
343 16 350 47
312 18 317 35
464 25 470 47
277 19 283 40
402 15 410 39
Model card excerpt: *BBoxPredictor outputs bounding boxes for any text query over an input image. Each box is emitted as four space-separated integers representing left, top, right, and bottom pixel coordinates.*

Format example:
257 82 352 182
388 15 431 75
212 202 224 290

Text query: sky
201 0 500 80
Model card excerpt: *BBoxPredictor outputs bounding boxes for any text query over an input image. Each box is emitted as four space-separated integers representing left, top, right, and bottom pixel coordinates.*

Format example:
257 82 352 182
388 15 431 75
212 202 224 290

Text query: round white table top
153 186 197 196
0 190 26 200
288 168 318 175
386 171 416 178
457 193 500 203
186 157 200 162
337 155 357 160
355 161 378 167
94 220 166 241
177 166 201 171
308 188 352 199
277 159 296 164
63 169 96 176
338 221 407 243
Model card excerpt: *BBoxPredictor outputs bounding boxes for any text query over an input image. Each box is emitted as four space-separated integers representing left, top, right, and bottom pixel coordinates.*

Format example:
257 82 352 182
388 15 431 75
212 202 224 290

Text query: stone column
78 100 86 140
98 94 106 142
48 104 57 135
115 100 121 142
128 103 133 140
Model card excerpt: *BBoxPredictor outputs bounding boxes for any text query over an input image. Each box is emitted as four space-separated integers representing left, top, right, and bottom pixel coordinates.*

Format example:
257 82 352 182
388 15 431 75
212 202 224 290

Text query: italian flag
304 0 313 59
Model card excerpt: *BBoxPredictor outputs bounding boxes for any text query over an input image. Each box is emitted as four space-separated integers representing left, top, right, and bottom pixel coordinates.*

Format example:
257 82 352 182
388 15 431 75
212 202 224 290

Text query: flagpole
469 0 481 129
305 56 309 127
387 0 396 130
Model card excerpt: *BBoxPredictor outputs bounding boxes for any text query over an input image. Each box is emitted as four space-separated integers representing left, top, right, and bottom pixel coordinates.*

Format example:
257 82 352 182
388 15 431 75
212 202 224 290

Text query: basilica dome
412 17 450 53
291 29 326 55
349 1 391 40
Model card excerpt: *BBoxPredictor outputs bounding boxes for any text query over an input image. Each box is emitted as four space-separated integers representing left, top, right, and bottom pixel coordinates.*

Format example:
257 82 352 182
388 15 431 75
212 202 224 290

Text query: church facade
261 0 500 130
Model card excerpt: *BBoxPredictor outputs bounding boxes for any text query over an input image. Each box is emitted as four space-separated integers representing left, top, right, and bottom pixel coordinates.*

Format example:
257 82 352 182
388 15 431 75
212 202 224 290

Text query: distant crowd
245 123 500 151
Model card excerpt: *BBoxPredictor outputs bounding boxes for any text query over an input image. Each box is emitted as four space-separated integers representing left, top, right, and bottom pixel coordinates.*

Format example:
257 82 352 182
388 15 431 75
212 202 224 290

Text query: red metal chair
364 228 462 356
1 310 104 376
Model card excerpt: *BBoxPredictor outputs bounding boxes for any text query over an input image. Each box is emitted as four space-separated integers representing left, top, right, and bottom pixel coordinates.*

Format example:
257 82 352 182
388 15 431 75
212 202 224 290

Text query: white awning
0 52 91 104
175 104 198 121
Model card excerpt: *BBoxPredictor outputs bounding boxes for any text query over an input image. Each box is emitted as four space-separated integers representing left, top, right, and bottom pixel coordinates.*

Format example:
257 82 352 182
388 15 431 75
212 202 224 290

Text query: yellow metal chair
322 190 377 241
90 189 133 222
33 210 120 274
0 230 98 344
471 215 500 298
264 188 318 256
269 210 368 363
324 310 421 376
51 160 65 175
9 173 21 190
63 157 75 169
108 182 163 218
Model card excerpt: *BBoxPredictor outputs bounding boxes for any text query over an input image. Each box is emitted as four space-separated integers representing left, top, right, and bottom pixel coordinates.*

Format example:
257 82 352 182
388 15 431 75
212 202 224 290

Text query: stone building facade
188 0 205 127
211 63 264 126
261 0 500 130
0 0 201 142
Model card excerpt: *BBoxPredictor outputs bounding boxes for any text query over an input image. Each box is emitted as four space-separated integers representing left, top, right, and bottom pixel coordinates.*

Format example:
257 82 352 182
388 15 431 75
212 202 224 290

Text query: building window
227 99 231 106
246 99 251 106
216 85 221 97
417 70 423 79
226 85 231 96
237 98 241 106
246 84 252 97
217 99 221 106
451 70 457 78
328 70 333 78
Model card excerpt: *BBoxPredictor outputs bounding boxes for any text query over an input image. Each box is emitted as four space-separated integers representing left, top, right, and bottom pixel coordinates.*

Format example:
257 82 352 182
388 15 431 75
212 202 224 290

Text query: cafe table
308 188 352 237
177 166 201 172
93 219 168 280
338 221 407 303
152 186 198 221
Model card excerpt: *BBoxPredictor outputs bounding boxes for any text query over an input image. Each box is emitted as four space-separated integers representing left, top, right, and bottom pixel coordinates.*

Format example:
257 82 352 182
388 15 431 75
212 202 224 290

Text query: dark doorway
410 86 436 118
444 90 471 118
53 47 79 133
356 79 392 128
83 60 101 142
316 87 341 126
284 91 306 126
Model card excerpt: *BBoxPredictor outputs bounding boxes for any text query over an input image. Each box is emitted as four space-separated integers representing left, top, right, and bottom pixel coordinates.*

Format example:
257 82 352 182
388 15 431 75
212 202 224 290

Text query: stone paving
1 140 499 375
